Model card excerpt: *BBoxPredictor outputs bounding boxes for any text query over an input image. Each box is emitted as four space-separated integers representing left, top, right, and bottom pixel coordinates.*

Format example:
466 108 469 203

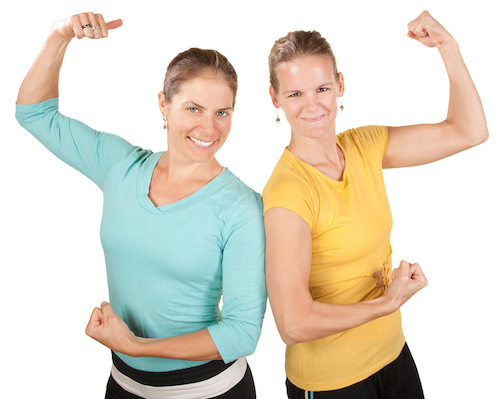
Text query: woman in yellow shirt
263 11 488 399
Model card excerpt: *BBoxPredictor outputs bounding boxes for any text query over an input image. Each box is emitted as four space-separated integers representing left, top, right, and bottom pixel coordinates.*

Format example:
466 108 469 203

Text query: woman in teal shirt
16 11 266 398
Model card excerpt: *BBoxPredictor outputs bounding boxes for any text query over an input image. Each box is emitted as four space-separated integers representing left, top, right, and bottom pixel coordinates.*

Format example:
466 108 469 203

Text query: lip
188 136 217 149
301 114 325 123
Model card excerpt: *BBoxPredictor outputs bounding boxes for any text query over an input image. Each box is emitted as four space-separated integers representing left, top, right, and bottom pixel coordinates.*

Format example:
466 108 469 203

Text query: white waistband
111 357 247 399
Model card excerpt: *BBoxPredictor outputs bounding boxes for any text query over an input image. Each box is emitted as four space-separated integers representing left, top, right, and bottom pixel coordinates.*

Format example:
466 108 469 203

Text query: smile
302 115 325 122
188 136 216 148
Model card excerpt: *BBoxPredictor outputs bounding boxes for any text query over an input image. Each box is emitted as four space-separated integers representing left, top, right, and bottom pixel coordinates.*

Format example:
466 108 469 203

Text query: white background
2 0 498 398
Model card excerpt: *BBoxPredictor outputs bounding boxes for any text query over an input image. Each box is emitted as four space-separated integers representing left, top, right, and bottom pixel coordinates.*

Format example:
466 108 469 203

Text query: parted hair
268 30 339 91
163 48 238 106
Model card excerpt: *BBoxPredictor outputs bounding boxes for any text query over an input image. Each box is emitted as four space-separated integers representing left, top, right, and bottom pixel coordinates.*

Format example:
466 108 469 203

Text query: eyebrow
283 82 334 95
183 101 233 112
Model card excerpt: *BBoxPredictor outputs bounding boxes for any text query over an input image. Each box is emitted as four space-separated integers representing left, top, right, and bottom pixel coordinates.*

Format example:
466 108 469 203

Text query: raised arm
17 12 122 105
383 11 488 169
264 207 427 345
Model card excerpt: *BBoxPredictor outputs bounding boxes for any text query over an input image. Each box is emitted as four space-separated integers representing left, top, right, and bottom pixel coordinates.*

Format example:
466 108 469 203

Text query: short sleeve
262 172 315 229
16 98 139 188
351 125 389 158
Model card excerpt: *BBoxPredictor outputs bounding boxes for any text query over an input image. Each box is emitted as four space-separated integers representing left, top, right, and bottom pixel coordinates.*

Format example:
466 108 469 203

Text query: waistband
111 352 247 399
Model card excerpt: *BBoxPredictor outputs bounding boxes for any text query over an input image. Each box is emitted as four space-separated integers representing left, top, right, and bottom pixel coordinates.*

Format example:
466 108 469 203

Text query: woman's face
270 55 344 141
160 75 234 164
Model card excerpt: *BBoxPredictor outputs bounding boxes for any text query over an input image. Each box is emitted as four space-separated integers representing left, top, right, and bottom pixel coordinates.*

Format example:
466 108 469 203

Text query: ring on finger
82 24 92 29
92 26 100 30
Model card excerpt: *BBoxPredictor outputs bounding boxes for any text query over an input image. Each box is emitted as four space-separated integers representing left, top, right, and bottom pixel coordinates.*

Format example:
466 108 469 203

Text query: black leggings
286 343 424 399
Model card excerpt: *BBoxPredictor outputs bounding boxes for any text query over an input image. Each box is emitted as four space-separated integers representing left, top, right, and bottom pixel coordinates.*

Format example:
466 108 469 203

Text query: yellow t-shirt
262 125 405 391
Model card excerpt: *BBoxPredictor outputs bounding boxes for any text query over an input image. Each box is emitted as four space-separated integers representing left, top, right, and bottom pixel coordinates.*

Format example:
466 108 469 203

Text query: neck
157 151 223 183
288 131 342 167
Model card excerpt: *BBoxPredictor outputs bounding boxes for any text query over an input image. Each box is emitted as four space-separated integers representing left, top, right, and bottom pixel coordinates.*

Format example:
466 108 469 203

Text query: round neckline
284 135 347 186
137 152 234 214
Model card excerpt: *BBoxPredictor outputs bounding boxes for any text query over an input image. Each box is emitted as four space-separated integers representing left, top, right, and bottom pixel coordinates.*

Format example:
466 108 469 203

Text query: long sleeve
207 192 267 363
16 97 139 188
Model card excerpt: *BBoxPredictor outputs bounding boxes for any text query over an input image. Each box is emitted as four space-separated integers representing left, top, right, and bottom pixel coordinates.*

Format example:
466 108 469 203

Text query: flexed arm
17 12 122 105
383 11 488 168
265 208 427 346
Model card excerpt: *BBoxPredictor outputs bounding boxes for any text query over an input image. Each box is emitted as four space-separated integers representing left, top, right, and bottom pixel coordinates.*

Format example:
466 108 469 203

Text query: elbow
226 322 263 359
468 124 489 147
476 127 489 145
444 119 489 148
460 124 489 148
278 319 308 346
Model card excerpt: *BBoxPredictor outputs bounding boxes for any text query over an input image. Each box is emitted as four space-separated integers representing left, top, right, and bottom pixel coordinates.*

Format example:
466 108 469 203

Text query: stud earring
276 108 281 124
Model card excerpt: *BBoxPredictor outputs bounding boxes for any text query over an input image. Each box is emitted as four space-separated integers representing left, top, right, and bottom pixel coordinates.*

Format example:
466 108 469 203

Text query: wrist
436 36 459 55
47 27 74 46
377 294 400 317
126 336 145 357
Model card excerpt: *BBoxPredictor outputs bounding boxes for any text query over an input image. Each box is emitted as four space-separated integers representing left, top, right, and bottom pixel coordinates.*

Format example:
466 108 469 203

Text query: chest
310 148 392 266
98 167 226 283
148 169 211 206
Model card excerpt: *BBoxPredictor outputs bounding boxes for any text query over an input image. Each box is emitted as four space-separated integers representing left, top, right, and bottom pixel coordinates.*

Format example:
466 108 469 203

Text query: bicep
264 207 313 336
383 121 478 168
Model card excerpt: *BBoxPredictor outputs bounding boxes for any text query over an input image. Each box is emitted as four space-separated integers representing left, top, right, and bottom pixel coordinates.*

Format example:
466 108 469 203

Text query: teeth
189 137 214 147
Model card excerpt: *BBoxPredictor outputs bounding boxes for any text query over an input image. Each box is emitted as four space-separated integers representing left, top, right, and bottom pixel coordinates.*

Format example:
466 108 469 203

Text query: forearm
127 329 222 361
277 294 396 345
17 32 71 105
438 40 488 144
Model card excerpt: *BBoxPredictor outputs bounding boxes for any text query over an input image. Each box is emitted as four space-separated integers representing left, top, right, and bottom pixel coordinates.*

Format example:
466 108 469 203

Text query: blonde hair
163 48 238 106
268 30 339 92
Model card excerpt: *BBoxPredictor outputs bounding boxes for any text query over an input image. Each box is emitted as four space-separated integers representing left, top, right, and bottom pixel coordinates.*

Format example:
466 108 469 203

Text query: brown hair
268 30 339 92
163 48 238 106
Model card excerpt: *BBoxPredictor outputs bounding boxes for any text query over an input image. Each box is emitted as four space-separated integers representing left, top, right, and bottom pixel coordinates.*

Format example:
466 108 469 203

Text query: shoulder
263 150 312 203
339 125 389 156
262 153 315 228
217 170 263 214
263 170 311 202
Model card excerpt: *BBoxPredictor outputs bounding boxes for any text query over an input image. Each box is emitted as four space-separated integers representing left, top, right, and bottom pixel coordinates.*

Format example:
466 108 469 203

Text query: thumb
85 307 104 336
106 19 123 30
407 31 418 40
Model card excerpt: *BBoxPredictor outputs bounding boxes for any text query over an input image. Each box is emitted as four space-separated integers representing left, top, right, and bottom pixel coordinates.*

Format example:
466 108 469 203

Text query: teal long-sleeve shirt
16 98 267 372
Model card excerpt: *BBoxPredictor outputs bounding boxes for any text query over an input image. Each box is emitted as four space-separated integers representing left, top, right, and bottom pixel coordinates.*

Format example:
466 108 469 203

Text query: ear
158 91 169 117
269 85 281 108
336 72 345 97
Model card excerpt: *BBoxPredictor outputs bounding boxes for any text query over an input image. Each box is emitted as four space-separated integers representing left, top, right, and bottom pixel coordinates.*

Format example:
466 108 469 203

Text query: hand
85 301 136 355
383 260 428 310
407 11 454 48
51 12 122 42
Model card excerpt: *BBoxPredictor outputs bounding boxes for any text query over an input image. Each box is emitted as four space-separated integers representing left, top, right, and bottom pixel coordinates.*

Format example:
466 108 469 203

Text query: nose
202 115 215 134
304 94 319 112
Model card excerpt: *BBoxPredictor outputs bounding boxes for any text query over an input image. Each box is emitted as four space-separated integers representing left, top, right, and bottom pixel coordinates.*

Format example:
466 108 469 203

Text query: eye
289 92 300 98
188 107 199 113
216 111 229 117
318 87 329 92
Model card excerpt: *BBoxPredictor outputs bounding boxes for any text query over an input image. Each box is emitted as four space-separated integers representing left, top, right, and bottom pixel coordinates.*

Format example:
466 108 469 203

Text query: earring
162 116 167 129
275 108 281 124
340 97 344 112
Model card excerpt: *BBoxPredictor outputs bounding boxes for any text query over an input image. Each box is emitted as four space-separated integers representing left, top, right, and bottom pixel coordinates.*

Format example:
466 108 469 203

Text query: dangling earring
275 108 281 124
340 97 344 112
162 116 167 129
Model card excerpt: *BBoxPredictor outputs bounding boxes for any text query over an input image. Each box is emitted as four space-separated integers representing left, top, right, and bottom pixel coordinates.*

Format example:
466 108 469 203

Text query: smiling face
270 55 344 142
160 74 234 165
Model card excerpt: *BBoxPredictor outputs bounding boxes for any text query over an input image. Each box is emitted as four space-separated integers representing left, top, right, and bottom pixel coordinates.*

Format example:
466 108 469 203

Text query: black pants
286 343 424 399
